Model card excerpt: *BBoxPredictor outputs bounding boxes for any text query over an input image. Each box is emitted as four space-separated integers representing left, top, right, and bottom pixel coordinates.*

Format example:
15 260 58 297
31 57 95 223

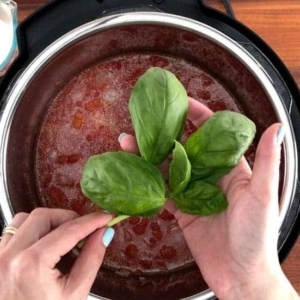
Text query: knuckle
10 255 23 272
16 251 38 268
25 208 47 226
0 250 40 285
31 207 49 217
10 252 38 284
12 212 29 224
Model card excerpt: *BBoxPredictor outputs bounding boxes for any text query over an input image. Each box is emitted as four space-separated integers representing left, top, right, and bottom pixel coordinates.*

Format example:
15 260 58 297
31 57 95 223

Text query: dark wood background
16 0 300 294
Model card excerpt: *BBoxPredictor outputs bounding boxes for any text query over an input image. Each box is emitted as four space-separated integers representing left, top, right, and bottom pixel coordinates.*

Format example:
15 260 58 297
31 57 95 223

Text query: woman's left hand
119 97 289 299
0 208 114 300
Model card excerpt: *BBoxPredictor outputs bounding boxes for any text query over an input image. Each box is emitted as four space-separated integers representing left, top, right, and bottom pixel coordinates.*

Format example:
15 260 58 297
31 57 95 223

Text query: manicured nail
118 133 126 143
277 125 285 145
102 227 115 247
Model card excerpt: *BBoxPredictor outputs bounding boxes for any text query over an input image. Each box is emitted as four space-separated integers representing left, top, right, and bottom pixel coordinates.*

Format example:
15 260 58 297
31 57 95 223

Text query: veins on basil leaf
129 67 188 166
80 152 166 216
191 167 232 184
185 111 256 184
174 181 228 216
169 140 191 197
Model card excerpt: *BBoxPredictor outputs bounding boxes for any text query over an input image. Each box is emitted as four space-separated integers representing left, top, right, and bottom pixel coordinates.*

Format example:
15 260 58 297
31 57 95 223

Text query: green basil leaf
169 141 191 196
191 167 232 184
129 67 188 166
185 111 256 178
174 181 228 216
80 152 166 216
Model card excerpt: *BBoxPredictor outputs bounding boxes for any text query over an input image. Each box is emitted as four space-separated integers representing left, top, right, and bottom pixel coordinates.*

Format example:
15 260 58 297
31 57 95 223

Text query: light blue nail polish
102 227 115 247
277 125 285 145
118 133 126 143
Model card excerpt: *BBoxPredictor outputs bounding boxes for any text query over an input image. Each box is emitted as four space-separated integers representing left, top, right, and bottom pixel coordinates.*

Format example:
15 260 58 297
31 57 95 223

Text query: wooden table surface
17 0 300 295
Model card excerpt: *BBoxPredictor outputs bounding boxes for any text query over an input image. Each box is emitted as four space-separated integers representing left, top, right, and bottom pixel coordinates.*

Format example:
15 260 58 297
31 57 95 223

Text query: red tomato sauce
36 53 254 274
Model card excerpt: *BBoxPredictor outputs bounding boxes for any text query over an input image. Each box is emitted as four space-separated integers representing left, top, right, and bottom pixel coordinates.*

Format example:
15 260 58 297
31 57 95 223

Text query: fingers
8 208 78 254
32 212 113 268
250 123 283 203
0 213 29 247
218 157 252 197
66 227 115 296
187 97 213 127
119 133 139 154
164 199 178 215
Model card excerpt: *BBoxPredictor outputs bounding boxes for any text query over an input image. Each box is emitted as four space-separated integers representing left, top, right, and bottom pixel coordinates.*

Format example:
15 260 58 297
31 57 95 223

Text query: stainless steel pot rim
87 291 217 300
0 12 297 300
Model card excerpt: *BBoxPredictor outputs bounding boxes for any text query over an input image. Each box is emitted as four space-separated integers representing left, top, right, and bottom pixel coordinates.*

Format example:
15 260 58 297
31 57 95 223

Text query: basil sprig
81 67 256 221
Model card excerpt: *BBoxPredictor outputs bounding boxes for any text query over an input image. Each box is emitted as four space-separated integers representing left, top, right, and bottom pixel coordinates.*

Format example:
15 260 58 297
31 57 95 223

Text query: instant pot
1 1 300 299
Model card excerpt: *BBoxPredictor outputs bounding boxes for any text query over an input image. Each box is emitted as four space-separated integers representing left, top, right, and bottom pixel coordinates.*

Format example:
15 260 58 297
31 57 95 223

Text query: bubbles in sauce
36 53 252 275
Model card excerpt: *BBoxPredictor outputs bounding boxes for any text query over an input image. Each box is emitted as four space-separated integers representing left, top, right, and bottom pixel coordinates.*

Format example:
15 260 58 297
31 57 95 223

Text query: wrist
219 270 299 300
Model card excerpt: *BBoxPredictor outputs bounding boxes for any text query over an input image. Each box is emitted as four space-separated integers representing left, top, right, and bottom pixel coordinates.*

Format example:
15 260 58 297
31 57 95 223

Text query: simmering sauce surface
36 53 251 274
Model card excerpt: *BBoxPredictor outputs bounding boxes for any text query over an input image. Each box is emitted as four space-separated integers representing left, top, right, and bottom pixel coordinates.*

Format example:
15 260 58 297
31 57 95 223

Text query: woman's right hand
120 97 299 299
0 209 115 300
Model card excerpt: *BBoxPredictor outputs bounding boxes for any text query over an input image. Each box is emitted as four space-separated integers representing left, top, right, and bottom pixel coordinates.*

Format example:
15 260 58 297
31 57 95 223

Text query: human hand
0 209 115 300
120 97 298 299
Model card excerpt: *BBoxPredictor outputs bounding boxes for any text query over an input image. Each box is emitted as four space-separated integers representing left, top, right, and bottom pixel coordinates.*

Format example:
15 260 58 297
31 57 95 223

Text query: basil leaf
174 181 228 216
185 111 256 182
191 167 232 184
80 152 166 216
169 141 191 196
129 67 188 166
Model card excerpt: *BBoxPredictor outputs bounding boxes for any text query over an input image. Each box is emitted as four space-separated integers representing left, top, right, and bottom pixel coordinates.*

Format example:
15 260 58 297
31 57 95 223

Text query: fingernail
277 125 285 145
77 238 86 249
118 133 126 143
102 227 115 247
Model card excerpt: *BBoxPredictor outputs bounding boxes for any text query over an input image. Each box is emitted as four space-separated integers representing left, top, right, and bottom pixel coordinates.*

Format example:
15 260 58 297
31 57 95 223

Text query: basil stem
107 215 130 227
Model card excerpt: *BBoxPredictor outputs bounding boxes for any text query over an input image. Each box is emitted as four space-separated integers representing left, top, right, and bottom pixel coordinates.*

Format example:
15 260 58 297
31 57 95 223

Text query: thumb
66 227 115 296
250 123 285 202
119 133 140 155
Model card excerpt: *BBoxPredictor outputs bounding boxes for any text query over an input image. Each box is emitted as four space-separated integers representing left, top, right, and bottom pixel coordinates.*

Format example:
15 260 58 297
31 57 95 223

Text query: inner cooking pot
0 13 297 300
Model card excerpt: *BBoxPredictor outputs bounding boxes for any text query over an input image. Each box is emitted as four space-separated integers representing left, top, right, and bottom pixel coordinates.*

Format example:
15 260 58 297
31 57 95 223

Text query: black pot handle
100 4 163 17
197 0 236 19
